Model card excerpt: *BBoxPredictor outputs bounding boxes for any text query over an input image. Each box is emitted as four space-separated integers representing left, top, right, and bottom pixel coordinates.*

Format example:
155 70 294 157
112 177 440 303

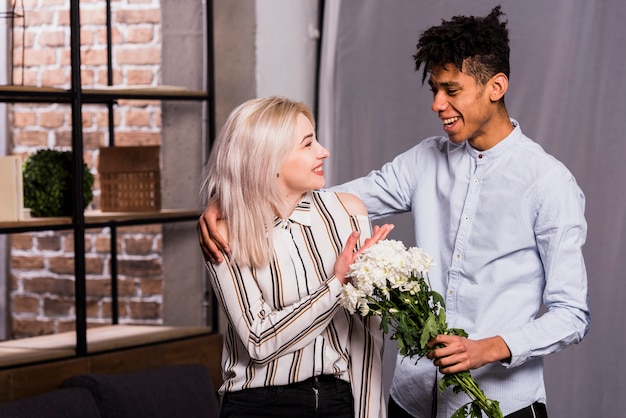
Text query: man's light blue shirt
331 121 590 417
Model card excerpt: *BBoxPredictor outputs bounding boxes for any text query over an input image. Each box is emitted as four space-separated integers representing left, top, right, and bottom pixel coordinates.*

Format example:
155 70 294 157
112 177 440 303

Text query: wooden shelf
85 209 201 224
0 85 71 103
0 216 71 230
0 324 213 368
0 85 208 103
83 86 208 102
0 208 202 232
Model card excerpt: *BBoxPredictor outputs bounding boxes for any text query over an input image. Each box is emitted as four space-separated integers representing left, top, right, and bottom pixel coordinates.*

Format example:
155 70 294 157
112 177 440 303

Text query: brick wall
8 0 166 338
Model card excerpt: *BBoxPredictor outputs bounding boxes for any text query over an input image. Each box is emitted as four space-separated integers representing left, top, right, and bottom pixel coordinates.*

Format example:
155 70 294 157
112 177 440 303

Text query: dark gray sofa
0 363 220 418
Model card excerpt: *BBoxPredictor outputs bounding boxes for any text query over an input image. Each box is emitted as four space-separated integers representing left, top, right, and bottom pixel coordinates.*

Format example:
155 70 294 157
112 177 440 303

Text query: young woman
201 96 392 418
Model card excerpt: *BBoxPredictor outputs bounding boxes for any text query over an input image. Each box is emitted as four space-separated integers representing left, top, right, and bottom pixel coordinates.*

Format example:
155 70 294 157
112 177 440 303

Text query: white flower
339 239 433 313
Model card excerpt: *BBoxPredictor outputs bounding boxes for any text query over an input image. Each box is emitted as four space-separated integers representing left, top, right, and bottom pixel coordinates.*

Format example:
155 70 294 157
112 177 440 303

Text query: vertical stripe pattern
206 191 385 418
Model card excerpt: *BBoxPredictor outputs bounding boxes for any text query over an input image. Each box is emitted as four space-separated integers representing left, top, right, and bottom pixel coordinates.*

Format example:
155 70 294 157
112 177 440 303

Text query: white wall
255 0 320 110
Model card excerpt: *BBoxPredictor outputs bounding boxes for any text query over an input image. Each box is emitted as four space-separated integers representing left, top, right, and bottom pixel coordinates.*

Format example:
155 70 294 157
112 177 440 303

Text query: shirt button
478 154 483 159
448 289 454 296
455 253 462 259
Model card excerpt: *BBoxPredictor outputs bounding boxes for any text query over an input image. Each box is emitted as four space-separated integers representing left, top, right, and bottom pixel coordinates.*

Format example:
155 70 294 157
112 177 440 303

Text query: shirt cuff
499 332 531 368
326 275 344 298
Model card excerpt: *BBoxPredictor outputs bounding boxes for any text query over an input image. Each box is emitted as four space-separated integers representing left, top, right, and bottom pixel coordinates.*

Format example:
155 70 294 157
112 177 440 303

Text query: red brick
11 255 45 270
118 98 160 107
23 48 57 66
112 131 161 146
127 69 154 85
39 30 66 47
11 234 35 251
96 26 122 45
118 278 137 297
124 236 153 254
39 110 67 129
14 130 47 147
114 9 160 25
41 0 67 7
86 278 111 298
25 10 55 26
49 257 74 275
12 318 55 338
86 256 104 275
127 26 154 44
94 235 111 253
57 320 76 333
11 111 37 128
43 297 74 316
82 48 108 66
125 108 151 127
154 111 161 128
100 300 113 318
115 47 160 65
80 28 96 46
120 224 162 235
12 295 39 314
94 68 123 86
81 68 95 85
86 299 101 318
80 8 107 26
36 235 62 251
60 48 71 66
118 258 162 277
82 131 106 149
139 278 162 296
41 68 68 87
12 69 39 86
54 129 72 147
23 276 75 296
129 301 160 319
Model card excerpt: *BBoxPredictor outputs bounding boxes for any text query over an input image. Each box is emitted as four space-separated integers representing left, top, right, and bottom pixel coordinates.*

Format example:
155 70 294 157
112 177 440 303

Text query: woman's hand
197 203 229 263
334 224 394 285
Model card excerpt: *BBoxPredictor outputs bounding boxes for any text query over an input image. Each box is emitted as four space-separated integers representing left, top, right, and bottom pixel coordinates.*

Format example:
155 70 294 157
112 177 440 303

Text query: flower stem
443 373 503 418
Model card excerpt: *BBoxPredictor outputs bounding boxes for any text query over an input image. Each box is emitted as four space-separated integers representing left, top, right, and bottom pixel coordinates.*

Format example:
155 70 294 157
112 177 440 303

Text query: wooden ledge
0 325 213 369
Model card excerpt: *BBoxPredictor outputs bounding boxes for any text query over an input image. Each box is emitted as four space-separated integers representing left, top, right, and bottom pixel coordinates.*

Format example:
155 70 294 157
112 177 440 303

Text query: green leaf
419 314 438 348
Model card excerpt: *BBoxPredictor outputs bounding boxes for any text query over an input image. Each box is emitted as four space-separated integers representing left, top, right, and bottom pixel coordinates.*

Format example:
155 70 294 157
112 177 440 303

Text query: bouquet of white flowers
340 239 502 418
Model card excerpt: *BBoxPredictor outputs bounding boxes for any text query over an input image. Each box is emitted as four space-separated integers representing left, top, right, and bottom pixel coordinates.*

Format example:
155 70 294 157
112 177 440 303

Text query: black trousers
388 397 548 418
220 375 353 418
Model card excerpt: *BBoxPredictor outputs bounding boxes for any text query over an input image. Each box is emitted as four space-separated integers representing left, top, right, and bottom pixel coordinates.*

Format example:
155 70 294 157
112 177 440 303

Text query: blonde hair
203 96 315 268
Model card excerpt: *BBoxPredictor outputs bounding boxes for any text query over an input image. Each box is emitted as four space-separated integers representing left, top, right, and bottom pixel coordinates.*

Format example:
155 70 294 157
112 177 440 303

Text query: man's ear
489 73 508 102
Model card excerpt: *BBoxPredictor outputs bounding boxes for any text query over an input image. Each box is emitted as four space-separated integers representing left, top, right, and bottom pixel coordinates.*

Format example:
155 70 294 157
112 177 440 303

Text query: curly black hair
413 5 510 85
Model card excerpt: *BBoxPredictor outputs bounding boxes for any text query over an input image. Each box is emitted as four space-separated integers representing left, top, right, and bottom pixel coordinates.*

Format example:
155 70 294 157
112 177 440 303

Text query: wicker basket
99 146 161 212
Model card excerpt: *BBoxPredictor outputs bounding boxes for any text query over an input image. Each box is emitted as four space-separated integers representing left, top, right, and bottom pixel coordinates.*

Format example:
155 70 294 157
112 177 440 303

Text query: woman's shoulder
331 191 368 216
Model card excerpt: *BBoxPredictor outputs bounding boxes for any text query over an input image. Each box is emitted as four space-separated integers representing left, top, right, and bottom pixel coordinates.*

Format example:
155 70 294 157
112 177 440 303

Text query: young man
198 7 589 418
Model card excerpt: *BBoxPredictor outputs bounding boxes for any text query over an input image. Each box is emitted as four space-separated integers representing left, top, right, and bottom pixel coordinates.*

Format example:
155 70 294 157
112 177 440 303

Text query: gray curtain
319 1 625 416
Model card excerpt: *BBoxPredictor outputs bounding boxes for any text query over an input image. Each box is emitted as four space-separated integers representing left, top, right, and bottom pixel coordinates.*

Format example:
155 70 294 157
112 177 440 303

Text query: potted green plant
23 149 94 217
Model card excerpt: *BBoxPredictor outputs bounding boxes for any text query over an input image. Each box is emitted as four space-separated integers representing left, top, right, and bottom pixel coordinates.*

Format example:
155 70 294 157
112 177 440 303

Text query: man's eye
447 89 458 95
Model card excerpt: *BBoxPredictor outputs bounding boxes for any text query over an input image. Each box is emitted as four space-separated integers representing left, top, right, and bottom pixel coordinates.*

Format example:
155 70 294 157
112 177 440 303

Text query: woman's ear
489 73 508 102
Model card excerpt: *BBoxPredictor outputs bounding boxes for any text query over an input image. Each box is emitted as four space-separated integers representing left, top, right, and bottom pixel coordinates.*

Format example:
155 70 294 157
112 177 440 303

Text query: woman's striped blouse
206 190 385 418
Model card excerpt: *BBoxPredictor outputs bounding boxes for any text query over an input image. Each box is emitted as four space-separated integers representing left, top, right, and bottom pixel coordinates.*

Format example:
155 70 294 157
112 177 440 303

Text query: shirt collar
273 192 312 228
465 118 521 160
